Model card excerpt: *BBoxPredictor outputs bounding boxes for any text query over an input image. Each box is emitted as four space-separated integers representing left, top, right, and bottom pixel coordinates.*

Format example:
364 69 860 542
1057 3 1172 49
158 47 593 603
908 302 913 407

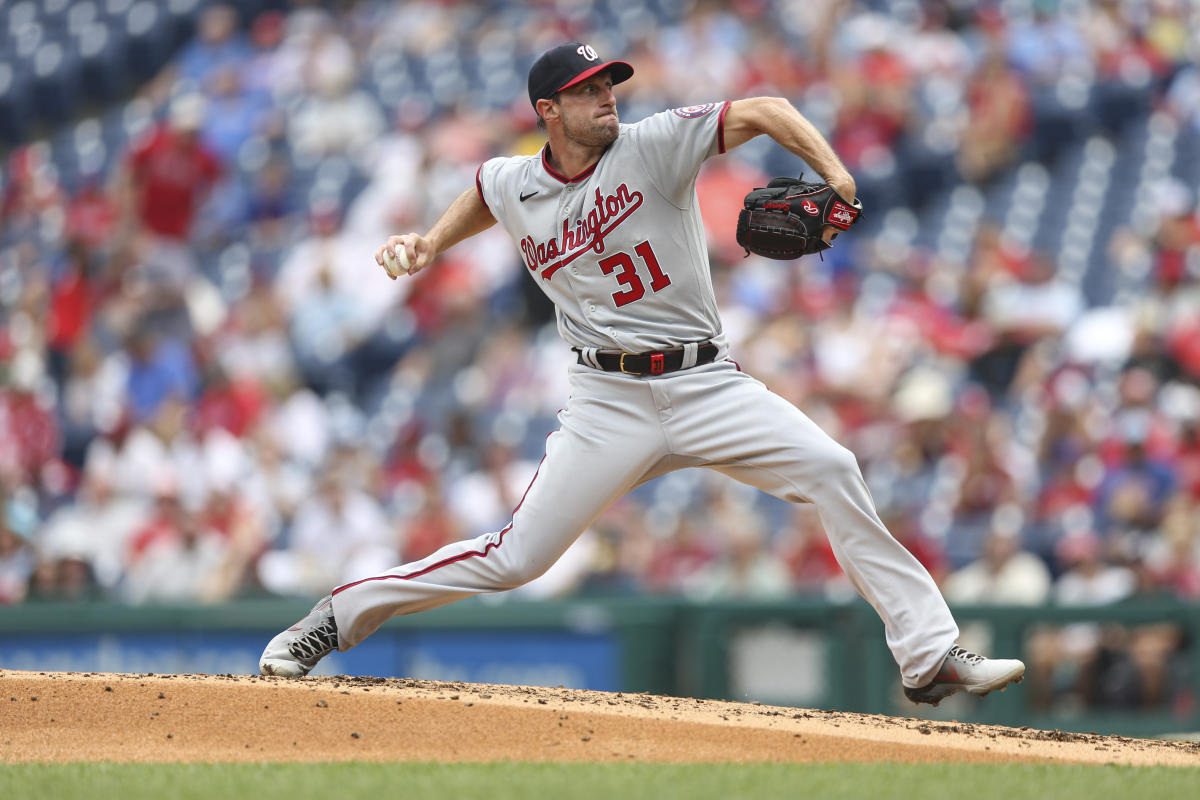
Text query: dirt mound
3 671 1198 766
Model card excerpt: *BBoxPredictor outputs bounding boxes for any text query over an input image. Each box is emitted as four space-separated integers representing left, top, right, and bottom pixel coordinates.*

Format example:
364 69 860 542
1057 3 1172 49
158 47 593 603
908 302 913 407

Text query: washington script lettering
521 184 644 280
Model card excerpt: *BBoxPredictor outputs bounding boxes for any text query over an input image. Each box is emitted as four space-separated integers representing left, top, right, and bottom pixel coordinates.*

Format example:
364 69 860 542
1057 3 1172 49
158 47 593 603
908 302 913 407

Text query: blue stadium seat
100 0 136 21
1031 140 1088 255
1028 81 1097 166
123 1 170 82
31 41 81 126
7 1 39 33
66 1 99 35
981 166 1023 224
1174 126 1200 187
76 20 132 105
48 124 79 188
0 61 35 145
1092 77 1154 138
100 104 130 153
162 0 206 52
367 51 411 112
40 0 72 32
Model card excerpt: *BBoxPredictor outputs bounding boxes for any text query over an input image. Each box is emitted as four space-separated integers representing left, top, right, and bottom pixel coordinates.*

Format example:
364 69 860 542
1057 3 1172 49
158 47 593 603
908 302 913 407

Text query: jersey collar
541 144 600 184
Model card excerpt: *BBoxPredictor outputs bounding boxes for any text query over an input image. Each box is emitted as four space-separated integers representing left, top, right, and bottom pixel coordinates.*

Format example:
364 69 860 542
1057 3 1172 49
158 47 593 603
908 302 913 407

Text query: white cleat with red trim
904 645 1025 706
259 595 339 677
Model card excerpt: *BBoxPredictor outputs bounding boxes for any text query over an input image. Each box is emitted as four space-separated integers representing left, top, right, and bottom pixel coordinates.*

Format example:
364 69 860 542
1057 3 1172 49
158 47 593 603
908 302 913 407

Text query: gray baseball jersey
476 102 732 355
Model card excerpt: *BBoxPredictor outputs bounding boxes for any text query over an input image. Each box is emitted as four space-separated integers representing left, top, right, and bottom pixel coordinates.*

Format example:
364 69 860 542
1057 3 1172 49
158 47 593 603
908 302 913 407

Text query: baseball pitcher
260 42 1025 706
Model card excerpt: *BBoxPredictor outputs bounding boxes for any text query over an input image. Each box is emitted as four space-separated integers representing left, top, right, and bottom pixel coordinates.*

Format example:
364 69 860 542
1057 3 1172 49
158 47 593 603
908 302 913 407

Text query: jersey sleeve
475 156 508 219
629 101 731 208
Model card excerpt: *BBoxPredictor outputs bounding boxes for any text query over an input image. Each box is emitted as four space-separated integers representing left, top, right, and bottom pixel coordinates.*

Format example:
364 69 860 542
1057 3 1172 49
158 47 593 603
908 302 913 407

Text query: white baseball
383 245 411 277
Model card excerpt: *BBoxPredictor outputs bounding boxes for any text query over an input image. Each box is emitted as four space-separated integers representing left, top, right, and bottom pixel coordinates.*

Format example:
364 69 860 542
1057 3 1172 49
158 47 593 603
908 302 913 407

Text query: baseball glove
736 176 863 260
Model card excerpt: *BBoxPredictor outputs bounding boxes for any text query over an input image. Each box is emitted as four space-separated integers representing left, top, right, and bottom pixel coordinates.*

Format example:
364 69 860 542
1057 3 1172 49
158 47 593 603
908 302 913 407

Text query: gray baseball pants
330 360 959 688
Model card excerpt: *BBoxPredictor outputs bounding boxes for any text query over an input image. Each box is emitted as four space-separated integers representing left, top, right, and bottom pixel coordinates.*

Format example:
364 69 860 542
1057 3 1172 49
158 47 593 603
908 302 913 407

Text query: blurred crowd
1 0 1200 705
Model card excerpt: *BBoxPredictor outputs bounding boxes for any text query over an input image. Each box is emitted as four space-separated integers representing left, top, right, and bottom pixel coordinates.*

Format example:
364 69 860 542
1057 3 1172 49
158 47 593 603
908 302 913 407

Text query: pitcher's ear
536 97 559 124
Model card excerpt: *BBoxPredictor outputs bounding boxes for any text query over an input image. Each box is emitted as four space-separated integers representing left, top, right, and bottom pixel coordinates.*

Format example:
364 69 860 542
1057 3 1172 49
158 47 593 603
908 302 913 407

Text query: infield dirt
2 670 1198 766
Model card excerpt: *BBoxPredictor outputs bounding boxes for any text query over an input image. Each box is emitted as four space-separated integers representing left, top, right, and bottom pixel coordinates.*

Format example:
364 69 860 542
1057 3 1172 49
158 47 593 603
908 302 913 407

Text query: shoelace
288 618 338 662
947 646 985 665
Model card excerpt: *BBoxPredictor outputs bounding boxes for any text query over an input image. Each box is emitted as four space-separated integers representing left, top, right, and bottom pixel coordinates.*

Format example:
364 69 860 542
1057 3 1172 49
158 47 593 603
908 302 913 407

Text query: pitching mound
2 671 1198 766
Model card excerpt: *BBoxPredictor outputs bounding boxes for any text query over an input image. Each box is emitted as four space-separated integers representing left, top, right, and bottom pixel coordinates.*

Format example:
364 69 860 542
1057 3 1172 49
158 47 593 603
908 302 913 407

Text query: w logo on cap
576 44 598 61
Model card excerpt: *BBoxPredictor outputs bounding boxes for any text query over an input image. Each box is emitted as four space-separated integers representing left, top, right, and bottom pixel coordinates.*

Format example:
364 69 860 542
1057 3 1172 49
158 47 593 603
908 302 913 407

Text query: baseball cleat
259 595 339 677
904 645 1025 706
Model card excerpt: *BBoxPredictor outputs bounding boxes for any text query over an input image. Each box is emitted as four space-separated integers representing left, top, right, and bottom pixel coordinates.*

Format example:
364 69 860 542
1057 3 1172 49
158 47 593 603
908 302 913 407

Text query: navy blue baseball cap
527 42 634 109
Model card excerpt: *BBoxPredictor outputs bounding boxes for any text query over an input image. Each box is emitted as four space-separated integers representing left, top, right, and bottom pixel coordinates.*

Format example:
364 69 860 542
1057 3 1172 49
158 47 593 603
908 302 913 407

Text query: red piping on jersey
717 100 731 154
474 164 489 210
331 452 548 596
541 145 598 184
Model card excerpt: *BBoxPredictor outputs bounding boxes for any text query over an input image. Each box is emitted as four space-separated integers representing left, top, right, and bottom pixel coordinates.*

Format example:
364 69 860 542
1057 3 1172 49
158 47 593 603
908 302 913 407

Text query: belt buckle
619 353 637 375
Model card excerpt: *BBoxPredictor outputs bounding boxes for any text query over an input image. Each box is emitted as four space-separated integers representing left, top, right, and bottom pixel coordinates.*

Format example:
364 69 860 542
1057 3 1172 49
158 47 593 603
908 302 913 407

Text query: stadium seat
163 0 206 52
31 41 80 127
123 1 169 82
0 62 34 146
67 2 99 36
76 20 132 106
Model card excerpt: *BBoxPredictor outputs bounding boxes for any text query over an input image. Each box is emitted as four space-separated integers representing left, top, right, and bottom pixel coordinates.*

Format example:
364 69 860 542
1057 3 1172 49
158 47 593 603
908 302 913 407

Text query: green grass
1 762 1197 800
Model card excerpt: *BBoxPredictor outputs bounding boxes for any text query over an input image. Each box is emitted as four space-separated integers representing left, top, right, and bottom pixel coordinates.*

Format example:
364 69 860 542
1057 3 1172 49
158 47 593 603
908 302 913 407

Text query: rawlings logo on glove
736 176 863 260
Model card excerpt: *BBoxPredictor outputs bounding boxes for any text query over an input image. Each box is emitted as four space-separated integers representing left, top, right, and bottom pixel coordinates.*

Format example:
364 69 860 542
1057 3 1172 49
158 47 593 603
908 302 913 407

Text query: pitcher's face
556 73 619 147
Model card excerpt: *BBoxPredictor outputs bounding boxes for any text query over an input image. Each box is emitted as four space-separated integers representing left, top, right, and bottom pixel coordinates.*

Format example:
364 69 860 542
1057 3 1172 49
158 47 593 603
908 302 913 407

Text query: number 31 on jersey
598 240 671 307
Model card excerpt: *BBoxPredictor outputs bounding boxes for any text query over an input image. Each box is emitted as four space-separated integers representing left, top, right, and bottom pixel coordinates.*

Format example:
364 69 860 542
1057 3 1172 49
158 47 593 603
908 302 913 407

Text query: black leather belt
577 342 718 376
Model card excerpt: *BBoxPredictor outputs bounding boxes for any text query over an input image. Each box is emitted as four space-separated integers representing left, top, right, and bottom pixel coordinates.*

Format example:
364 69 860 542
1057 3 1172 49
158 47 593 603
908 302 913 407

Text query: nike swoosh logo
520 191 538 202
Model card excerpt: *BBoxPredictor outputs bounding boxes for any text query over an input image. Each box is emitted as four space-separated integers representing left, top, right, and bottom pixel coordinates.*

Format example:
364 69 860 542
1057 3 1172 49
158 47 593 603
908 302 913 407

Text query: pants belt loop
680 342 699 369
580 347 600 369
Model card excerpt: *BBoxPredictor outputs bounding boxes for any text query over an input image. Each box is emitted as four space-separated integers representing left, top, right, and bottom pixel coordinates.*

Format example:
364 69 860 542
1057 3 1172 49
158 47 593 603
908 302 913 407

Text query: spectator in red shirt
65 176 120 252
118 94 223 332
958 46 1032 183
0 352 60 488
192 360 268 439
778 505 844 594
44 241 97 381
122 94 223 242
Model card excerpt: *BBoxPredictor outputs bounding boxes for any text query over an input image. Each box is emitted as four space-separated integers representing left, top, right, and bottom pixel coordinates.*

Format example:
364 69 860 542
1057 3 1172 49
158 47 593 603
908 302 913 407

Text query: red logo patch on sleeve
671 103 717 118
